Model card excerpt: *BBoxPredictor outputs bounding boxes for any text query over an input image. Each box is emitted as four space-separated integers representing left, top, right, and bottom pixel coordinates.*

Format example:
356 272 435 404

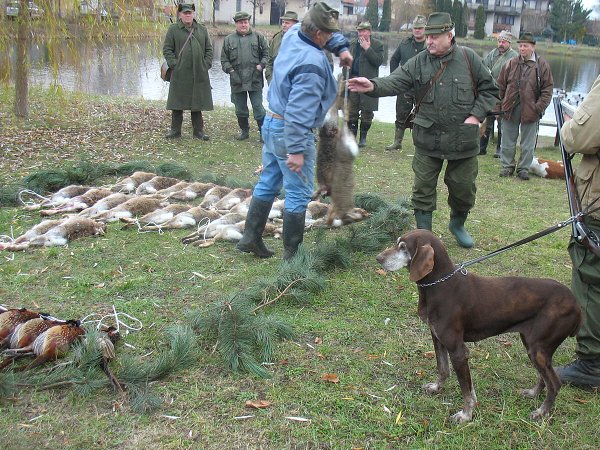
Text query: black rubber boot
414 209 432 231
236 117 250 140
358 122 371 148
348 120 358 137
556 358 600 389
448 211 474 248
165 110 183 139
282 210 306 261
256 117 264 143
494 126 502 158
191 111 209 140
236 197 274 258
385 126 405 151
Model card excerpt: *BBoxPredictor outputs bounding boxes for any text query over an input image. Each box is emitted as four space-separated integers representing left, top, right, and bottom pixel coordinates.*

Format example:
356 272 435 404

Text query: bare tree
14 0 29 118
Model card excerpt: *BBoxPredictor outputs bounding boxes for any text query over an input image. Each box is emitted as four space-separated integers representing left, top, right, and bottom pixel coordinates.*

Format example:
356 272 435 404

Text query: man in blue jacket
236 2 352 260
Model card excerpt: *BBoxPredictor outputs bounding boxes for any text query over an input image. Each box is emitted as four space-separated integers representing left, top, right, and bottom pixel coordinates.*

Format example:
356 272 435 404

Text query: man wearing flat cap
479 30 518 157
346 21 384 148
497 32 553 180
348 12 499 248
386 14 427 151
237 2 353 260
221 11 269 141
265 11 299 84
163 2 214 140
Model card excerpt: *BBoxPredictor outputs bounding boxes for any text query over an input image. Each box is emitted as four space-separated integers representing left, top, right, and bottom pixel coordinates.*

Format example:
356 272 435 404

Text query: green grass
1 85 599 449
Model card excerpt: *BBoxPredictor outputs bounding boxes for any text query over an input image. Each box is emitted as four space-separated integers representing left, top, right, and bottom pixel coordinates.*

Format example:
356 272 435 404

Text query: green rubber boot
448 211 474 248
414 209 432 231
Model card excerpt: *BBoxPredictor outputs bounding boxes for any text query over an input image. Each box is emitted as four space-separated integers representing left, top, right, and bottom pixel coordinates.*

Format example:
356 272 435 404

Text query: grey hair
301 13 320 39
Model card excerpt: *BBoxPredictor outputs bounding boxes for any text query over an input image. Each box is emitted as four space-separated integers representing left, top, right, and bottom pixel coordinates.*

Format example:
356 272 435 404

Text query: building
464 0 552 36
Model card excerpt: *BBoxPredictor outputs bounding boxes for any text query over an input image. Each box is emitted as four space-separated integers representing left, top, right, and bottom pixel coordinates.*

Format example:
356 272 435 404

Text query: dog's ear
409 244 434 282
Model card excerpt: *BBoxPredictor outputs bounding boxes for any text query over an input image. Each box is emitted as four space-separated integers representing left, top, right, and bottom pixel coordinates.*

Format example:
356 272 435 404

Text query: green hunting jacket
370 43 499 160
265 30 284 84
482 47 518 79
349 36 384 111
163 19 214 111
221 30 269 93
389 35 425 72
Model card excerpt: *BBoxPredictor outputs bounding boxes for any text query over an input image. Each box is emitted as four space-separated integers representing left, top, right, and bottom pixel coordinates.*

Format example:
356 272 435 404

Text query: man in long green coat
163 3 214 140
348 12 499 248
347 21 384 148
265 10 299 84
221 11 269 141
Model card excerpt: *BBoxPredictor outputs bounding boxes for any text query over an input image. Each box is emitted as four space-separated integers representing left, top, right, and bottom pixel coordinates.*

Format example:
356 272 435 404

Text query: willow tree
14 0 29 117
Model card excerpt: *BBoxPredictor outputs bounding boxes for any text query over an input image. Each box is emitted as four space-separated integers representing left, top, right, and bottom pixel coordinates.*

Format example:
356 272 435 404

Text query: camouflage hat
517 31 536 44
233 11 251 22
412 15 427 28
280 11 299 22
178 3 195 12
308 2 340 33
424 12 454 35
356 21 372 31
497 30 513 43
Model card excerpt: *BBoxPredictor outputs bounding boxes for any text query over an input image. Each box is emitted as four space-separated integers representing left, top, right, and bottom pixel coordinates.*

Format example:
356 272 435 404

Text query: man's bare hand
464 115 480 125
286 153 304 173
338 50 353 68
347 77 374 93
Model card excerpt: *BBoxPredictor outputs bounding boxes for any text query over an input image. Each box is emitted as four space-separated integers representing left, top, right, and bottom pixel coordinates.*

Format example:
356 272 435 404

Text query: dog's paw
450 410 472 423
530 406 551 421
423 382 442 394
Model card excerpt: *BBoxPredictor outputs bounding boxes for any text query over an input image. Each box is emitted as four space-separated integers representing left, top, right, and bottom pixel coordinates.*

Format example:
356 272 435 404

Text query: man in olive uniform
385 15 426 151
479 30 517 156
347 21 384 148
265 11 299 84
348 12 499 248
163 3 213 140
221 11 269 140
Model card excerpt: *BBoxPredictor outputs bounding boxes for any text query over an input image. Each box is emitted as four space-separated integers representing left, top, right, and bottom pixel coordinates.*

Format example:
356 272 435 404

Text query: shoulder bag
161 28 195 82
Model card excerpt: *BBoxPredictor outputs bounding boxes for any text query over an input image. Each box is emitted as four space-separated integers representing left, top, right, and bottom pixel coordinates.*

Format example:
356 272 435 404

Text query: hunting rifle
553 96 600 257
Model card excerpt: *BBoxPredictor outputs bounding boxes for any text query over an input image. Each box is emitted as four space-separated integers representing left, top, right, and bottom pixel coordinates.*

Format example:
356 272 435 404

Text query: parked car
5 1 44 19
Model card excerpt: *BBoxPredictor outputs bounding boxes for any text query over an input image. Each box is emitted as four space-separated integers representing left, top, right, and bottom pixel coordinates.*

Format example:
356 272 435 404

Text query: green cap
178 3 195 13
424 12 454 35
412 15 427 28
233 11 251 22
356 21 372 31
517 32 536 44
309 2 340 33
280 11 299 22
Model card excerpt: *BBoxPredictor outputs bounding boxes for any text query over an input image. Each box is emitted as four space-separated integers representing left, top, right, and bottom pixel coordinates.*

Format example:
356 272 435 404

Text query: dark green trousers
347 91 374 124
394 93 414 127
569 218 600 358
411 152 478 212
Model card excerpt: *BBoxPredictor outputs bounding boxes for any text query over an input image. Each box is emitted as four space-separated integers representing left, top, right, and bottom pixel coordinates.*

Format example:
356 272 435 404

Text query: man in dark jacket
347 21 384 148
163 3 213 140
348 12 499 248
265 10 299 84
385 15 426 151
497 32 553 180
221 11 269 141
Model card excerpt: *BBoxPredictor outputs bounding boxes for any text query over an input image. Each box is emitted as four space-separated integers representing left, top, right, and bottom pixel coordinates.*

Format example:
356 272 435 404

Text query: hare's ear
409 244 434 282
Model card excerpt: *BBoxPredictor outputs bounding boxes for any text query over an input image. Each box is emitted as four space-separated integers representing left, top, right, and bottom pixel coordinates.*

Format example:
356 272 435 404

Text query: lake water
8 36 600 135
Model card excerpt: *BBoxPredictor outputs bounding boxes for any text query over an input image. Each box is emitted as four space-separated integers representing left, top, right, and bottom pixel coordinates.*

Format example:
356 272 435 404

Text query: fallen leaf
575 398 590 404
314 337 323 345
245 400 271 409
367 354 380 360
423 351 435 359
321 373 340 383
316 352 326 360
376 268 387 276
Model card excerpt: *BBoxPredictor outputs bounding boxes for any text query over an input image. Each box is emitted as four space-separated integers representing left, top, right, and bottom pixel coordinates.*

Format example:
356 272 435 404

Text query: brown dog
376 229 582 422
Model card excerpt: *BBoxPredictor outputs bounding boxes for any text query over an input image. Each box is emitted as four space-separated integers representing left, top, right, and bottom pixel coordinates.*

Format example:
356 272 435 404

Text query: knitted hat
424 12 454 35
497 30 513 43
233 11 251 22
308 2 340 33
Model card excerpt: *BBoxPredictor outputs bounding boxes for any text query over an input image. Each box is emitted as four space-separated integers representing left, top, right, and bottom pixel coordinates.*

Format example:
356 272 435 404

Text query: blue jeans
252 114 315 213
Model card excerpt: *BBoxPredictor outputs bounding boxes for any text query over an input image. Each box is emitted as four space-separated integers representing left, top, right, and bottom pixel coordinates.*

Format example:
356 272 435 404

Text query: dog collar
416 265 467 287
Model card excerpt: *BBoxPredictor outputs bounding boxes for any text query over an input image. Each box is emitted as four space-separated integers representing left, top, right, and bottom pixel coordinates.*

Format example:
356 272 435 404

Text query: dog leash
417 205 600 288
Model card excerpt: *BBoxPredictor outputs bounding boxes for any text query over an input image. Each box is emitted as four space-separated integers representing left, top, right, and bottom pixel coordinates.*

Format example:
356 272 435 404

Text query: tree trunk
14 0 29 118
